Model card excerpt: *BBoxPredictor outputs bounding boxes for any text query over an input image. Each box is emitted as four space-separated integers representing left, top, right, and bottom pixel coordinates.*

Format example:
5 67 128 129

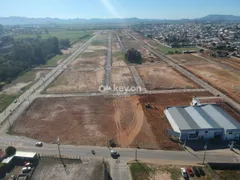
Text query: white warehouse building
164 104 240 141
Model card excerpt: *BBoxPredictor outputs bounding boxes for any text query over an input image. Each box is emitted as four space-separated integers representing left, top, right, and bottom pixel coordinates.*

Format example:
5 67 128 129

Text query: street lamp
202 142 208 164
56 137 68 175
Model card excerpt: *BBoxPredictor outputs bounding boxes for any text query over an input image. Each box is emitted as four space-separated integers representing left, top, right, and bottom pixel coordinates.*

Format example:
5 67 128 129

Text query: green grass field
44 54 68 66
157 44 199 54
112 51 124 61
129 163 155 180
13 70 36 84
0 94 17 113
14 30 92 44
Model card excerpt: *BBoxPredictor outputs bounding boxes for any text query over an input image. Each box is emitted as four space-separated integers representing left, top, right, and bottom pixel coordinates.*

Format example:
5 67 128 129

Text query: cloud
100 0 121 18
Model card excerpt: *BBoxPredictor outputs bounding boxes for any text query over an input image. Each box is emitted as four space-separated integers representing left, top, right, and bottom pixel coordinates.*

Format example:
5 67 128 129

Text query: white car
22 167 31 173
35 141 43 147
110 149 119 156
181 168 188 178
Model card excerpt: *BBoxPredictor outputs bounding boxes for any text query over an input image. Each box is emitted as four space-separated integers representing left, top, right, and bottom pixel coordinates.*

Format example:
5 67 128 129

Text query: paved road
128 66 146 92
125 30 240 112
0 135 239 164
116 34 125 53
0 31 102 126
34 67 55 70
37 89 207 98
104 30 112 87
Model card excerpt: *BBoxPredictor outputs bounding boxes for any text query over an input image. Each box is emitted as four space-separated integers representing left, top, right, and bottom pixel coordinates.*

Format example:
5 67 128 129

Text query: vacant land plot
46 68 105 93
111 67 136 87
1 70 49 95
200 53 240 70
168 54 208 65
215 170 240 180
12 92 210 150
185 64 240 103
111 39 127 66
129 163 212 180
70 35 107 67
31 159 103 180
136 64 199 90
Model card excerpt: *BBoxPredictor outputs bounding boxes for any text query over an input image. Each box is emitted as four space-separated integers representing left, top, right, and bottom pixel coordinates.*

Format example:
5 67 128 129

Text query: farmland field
14 30 93 44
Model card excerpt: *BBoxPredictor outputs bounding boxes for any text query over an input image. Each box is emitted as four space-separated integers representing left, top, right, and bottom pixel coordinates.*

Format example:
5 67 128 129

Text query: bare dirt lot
168 54 208 65
136 64 199 90
111 67 136 87
185 63 240 103
31 159 103 180
12 92 211 150
46 68 105 93
200 53 240 70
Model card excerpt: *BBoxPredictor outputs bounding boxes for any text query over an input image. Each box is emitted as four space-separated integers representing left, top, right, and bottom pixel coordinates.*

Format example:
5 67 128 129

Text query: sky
1 0 240 19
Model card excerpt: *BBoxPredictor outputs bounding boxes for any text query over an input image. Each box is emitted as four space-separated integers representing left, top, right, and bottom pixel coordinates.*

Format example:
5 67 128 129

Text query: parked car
22 167 31 173
197 167 205 176
35 141 43 147
186 167 194 177
180 168 188 179
192 166 200 177
24 162 33 168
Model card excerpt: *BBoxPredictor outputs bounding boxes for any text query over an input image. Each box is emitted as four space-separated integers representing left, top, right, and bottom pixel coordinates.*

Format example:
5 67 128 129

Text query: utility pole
56 137 68 175
135 148 137 162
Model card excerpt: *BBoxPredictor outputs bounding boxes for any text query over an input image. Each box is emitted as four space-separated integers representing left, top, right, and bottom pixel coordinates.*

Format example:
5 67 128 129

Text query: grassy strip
13 70 36 84
112 51 124 61
157 44 199 54
44 54 68 66
130 163 155 180
0 94 17 113
159 167 182 180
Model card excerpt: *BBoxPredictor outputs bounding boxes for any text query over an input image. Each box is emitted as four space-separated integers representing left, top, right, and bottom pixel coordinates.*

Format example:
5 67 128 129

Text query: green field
112 51 124 61
13 70 37 84
157 44 199 54
0 94 17 113
44 54 68 66
14 30 92 44
129 163 156 180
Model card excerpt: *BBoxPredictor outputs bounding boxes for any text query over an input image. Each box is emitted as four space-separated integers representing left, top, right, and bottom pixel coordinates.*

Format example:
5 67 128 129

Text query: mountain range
0 15 240 25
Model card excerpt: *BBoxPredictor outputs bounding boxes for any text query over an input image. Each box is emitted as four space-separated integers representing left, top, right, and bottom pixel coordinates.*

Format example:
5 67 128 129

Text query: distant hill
199 14 240 21
0 15 240 25
0 17 142 25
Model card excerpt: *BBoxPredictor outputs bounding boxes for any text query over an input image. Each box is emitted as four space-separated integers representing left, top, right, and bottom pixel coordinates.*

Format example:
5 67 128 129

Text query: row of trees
0 36 62 83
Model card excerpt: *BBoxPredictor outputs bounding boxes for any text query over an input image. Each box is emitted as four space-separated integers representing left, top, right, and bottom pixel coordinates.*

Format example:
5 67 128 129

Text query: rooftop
1 151 36 164
165 104 240 132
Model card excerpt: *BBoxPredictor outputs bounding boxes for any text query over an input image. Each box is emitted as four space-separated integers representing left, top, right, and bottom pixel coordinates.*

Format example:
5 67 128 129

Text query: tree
125 48 142 64
0 24 3 34
45 29 49 34
59 39 70 48
5 146 16 157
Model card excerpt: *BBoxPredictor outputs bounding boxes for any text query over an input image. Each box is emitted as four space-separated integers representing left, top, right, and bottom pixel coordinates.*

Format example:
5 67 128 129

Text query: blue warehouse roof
165 104 240 132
